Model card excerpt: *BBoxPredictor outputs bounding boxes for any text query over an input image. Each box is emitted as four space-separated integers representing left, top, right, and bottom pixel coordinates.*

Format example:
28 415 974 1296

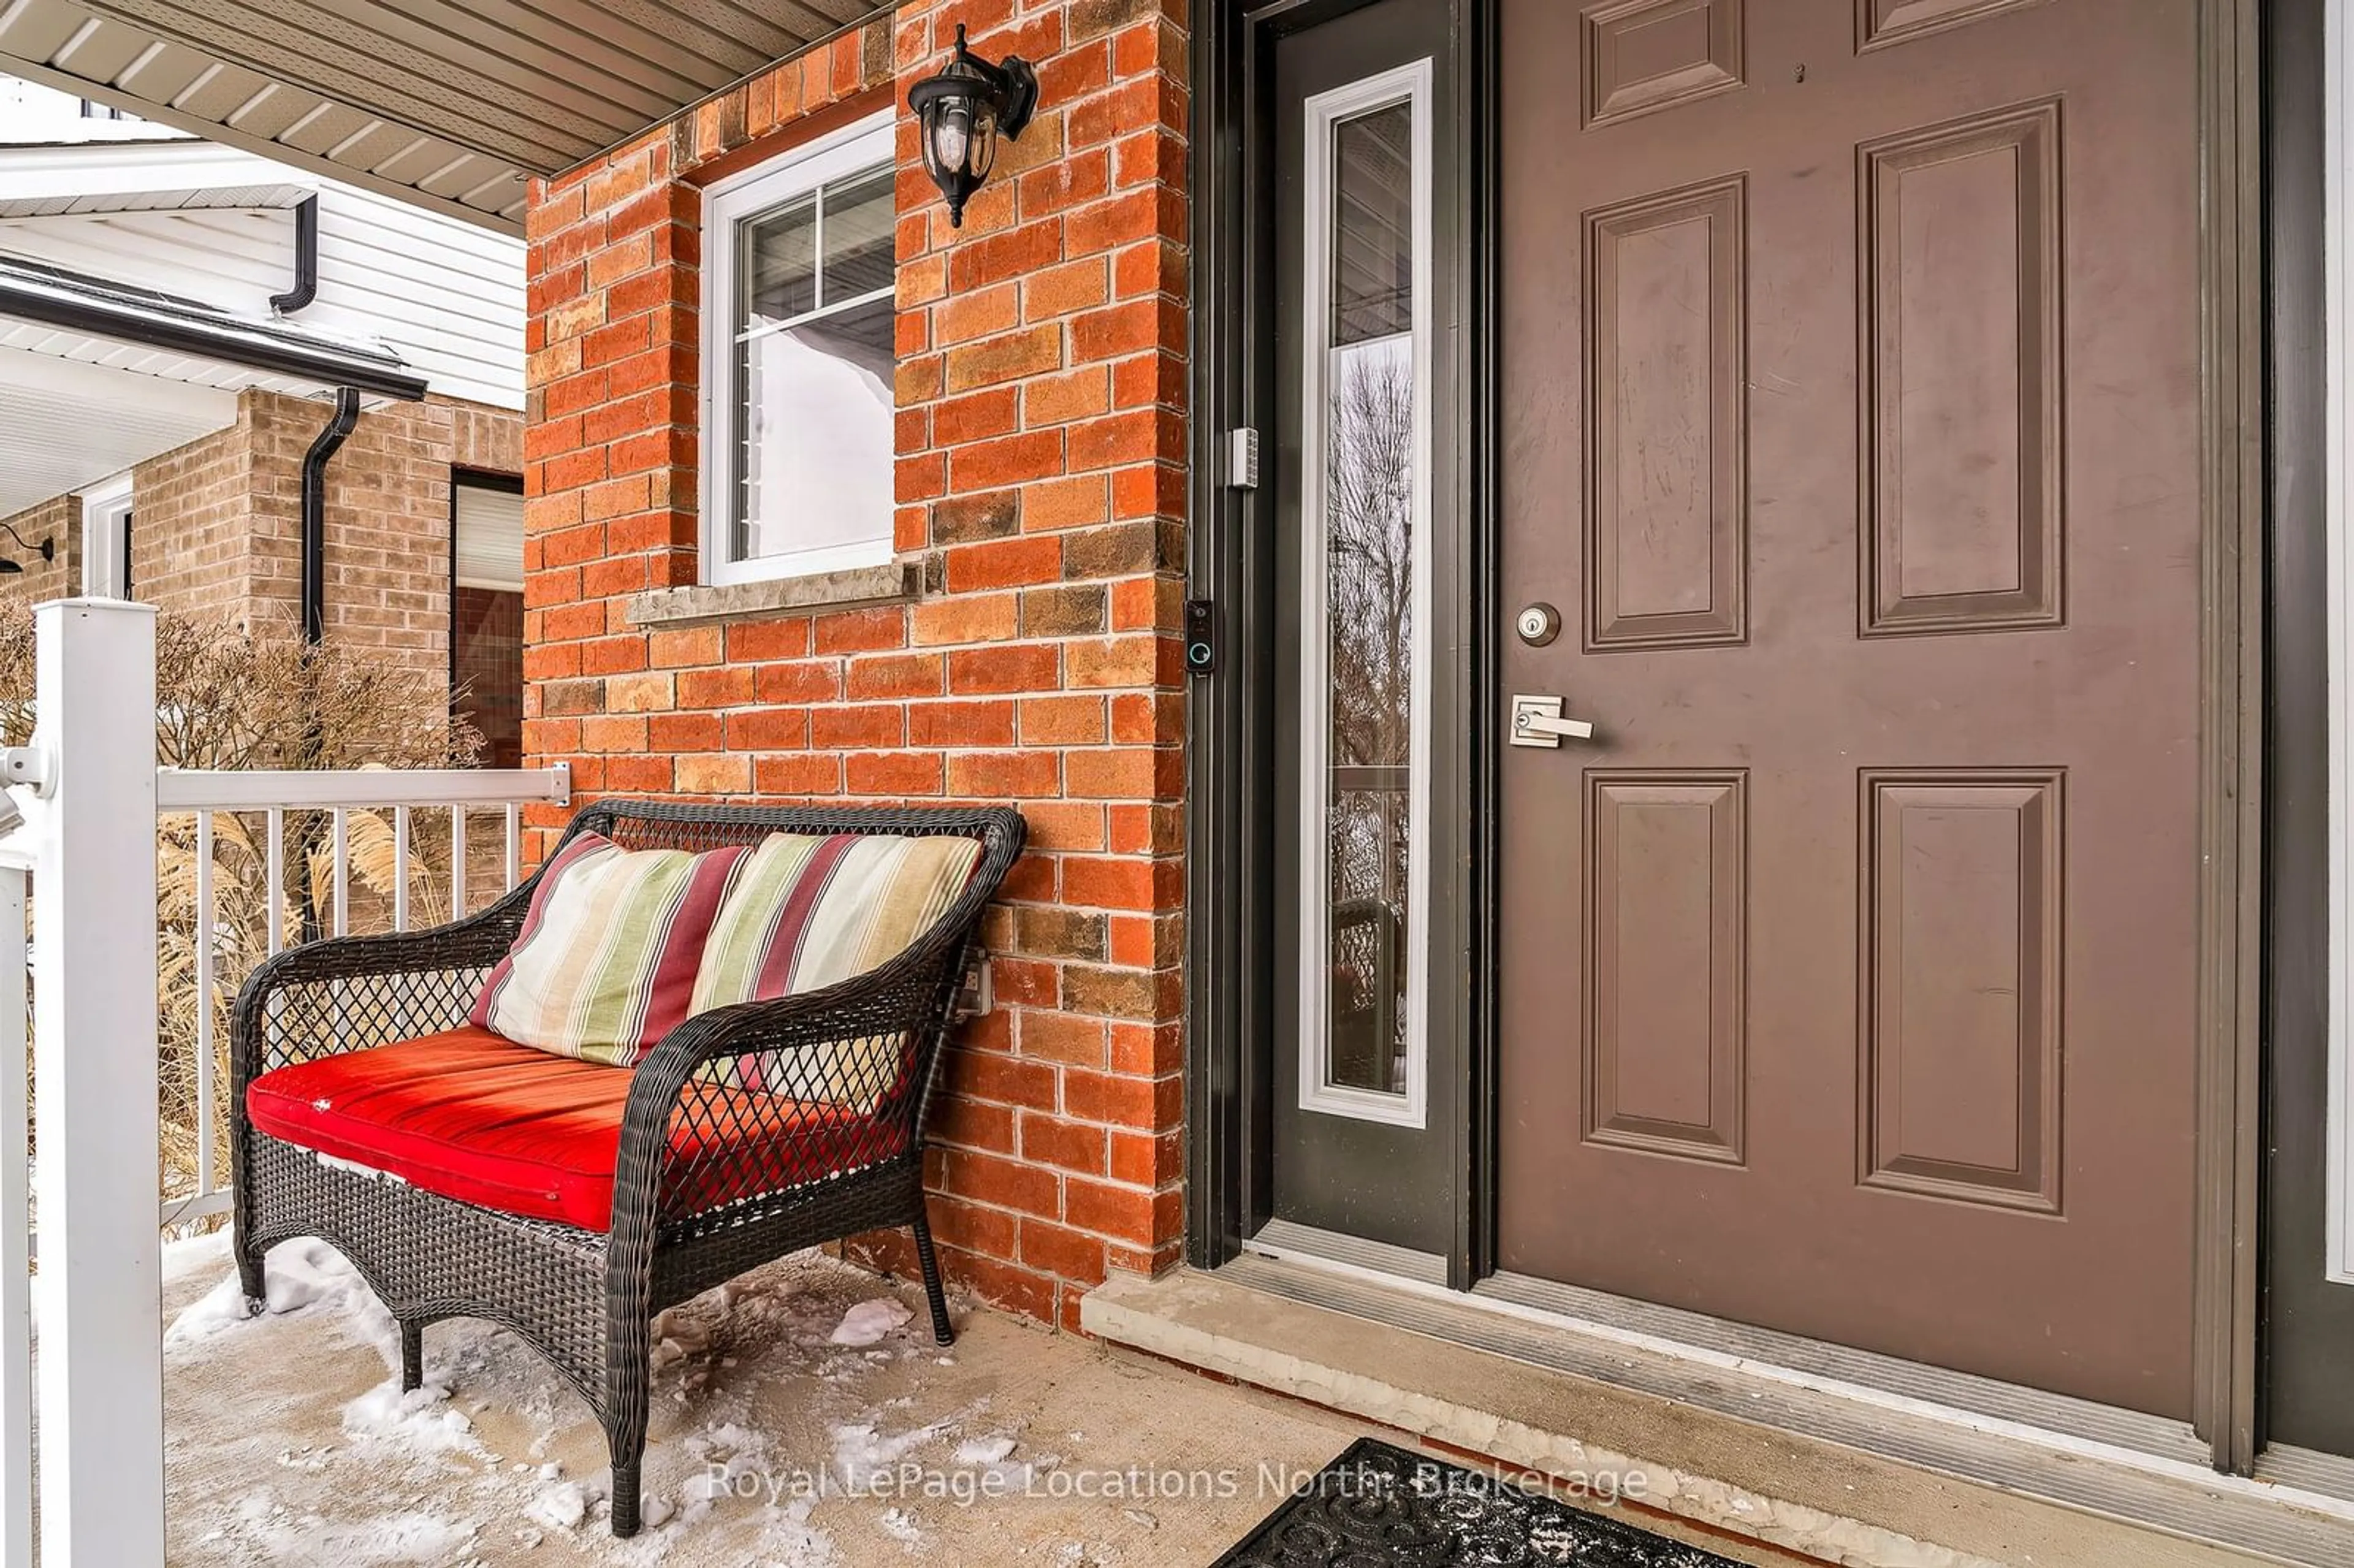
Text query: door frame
1183 0 2268 1473
1184 0 1499 1289
2193 0 2265 1474
2257 0 2353 1462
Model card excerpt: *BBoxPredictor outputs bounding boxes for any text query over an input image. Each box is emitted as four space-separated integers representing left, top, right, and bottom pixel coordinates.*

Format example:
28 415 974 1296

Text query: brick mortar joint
917 1218 1182 1257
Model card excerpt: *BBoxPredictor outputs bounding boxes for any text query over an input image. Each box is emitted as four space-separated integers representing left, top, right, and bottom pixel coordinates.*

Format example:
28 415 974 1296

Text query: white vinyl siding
0 147 523 409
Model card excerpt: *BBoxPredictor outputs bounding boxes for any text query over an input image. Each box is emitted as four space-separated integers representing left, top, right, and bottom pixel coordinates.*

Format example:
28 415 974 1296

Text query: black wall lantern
0 522 54 576
908 23 1038 229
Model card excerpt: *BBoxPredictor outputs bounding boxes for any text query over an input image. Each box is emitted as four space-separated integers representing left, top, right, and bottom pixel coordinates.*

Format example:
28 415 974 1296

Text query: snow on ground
167 1233 397 1368
829 1412 958 1491
163 1240 1033 1566
191 1493 481 1567
953 1436 1018 1466
154 1230 1377 1567
829 1297 912 1347
162 1227 236 1286
341 1379 483 1458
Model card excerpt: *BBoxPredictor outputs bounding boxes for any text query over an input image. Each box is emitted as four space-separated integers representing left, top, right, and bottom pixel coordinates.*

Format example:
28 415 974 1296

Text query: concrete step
1082 1258 2354 1568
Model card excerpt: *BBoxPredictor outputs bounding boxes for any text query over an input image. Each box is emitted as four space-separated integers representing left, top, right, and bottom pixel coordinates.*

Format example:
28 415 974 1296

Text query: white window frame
697 108 896 588
1294 59 1435 1130
75 473 132 600
2327 0 2354 1284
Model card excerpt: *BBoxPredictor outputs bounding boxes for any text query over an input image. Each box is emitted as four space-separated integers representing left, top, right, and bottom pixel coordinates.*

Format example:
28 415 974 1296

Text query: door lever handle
1509 694 1594 748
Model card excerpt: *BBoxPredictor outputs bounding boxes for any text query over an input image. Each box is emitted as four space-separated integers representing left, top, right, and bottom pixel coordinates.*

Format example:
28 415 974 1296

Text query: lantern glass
929 99 972 173
966 111 997 180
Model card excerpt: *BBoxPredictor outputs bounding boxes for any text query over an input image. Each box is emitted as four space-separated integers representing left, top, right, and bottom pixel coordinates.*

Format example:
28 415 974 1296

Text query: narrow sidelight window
1296 61 1433 1128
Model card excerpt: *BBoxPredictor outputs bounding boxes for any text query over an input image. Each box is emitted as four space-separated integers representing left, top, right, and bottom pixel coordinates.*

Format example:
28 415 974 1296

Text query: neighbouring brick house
0 85 527 756
520 3 1189 1331
0 392 520 701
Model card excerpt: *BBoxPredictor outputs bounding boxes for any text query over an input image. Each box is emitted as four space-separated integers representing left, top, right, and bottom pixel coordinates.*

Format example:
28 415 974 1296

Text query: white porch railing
1 841 28 1568
155 766 568 1231
2 600 571 1566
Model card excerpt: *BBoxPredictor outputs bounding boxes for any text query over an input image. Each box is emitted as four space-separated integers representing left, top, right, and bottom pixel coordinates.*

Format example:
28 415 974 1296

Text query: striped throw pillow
470 831 748 1067
688 831 984 1107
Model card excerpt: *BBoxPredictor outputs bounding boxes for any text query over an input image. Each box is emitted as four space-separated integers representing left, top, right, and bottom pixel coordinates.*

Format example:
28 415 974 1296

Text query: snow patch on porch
155 1234 1371 1567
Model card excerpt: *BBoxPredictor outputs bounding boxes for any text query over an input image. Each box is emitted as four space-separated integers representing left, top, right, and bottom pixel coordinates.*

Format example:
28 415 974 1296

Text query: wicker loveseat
229 799 1026 1536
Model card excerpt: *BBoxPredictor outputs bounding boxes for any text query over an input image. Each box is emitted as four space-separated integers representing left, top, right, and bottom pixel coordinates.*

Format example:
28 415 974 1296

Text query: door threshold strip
1246 1217 1449 1287
1225 1237 2354 1552
2257 1445 2354 1508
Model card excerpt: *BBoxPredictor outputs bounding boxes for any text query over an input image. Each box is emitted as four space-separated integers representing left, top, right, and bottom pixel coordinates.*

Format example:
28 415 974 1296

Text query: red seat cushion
245 1027 904 1231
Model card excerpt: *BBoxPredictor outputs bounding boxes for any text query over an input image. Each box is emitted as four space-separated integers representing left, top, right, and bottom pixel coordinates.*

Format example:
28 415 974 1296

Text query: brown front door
1496 0 2204 1415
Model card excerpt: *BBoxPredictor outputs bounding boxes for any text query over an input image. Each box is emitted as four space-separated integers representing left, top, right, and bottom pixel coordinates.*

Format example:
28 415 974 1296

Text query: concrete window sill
625 560 921 628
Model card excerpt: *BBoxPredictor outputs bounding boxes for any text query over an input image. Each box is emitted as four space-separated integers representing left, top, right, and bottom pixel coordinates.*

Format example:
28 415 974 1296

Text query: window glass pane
734 294 894 563
822 167 896 303
1305 81 1421 1111
1331 102 1413 345
453 587 524 769
741 195 817 325
452 482 525 593
452 481 525 769
1322 333 1415 1097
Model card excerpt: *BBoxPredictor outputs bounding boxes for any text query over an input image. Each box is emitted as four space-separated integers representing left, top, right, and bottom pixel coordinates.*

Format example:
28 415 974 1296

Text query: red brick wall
523 0 1190 1330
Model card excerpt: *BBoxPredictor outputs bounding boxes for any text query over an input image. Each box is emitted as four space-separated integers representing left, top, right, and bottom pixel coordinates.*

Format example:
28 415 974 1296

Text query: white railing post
1 861 29 1568
29 599 164 1567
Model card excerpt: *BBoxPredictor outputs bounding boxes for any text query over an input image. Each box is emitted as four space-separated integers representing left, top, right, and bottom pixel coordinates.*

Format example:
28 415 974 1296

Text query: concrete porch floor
1086 1262 2354 1568
165 1225 2327 1568
159 1236 1807 1568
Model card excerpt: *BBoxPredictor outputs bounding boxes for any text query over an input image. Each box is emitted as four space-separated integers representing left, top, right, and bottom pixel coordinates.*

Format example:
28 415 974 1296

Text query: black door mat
1211 1437 1745 1566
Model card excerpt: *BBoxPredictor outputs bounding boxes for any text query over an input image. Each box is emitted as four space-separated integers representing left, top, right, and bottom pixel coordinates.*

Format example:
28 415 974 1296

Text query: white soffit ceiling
0 341 241 514
0 0 891 235
0 138 308 215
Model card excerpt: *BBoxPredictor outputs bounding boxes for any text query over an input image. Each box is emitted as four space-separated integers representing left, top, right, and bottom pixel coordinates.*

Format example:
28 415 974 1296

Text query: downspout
294 384 361 943
270 196 319 315
299 387 361 646
278 193 367 643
